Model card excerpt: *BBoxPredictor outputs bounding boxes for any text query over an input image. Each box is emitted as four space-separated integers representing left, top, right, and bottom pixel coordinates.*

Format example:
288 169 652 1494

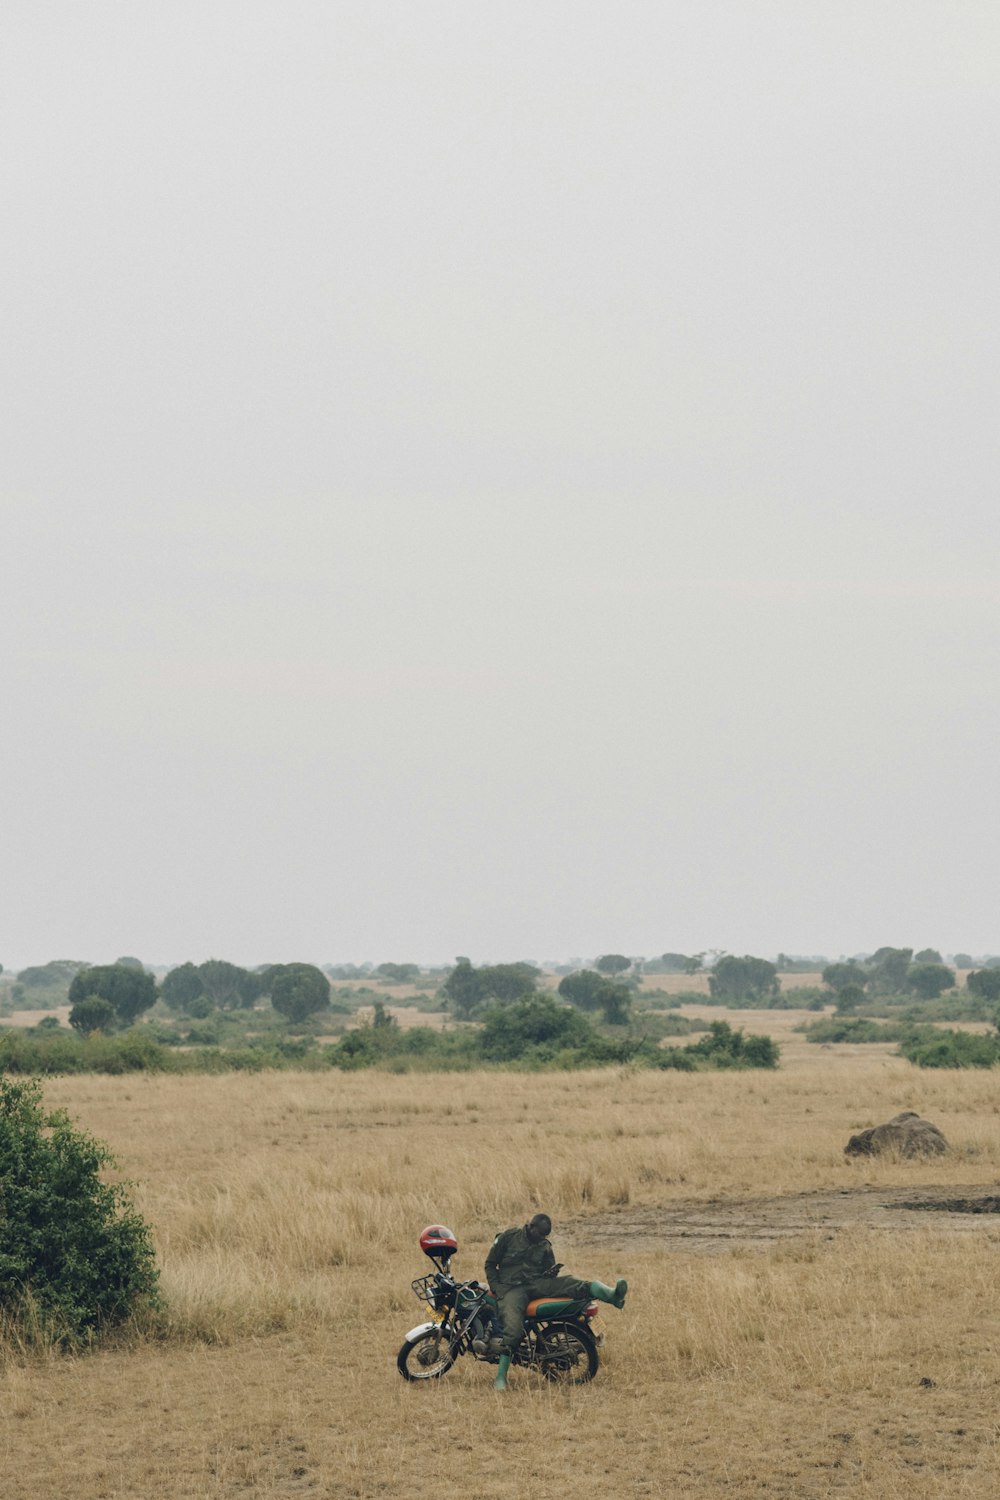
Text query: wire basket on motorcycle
411 1272 450 1309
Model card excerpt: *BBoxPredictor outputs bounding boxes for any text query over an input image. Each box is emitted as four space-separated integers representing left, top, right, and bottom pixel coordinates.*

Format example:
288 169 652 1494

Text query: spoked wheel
531 1322 599 1385
397 1328 456 1381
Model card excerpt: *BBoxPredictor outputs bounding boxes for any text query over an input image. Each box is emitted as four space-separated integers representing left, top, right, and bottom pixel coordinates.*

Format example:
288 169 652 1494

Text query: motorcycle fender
404 1320 439 1341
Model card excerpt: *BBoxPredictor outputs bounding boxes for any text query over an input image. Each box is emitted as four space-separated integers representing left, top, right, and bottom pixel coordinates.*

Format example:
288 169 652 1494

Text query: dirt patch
570 1184 1000 1256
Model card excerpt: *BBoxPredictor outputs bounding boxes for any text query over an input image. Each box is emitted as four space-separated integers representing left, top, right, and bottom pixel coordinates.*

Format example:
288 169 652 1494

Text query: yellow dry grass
3 1055 1000 1498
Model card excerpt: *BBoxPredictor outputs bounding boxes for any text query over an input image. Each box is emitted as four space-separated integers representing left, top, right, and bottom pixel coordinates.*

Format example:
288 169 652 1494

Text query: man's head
526 1213 552 1244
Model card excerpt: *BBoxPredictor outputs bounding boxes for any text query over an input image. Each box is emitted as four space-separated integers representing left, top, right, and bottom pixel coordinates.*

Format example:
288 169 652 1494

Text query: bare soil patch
572 1183 1000 1256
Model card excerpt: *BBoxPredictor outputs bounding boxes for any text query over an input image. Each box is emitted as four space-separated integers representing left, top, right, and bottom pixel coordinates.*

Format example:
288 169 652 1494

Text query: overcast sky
2 2 998 971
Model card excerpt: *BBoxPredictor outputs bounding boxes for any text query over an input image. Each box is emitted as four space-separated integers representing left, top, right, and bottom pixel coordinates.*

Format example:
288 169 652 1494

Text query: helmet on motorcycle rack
419 1224 458 1262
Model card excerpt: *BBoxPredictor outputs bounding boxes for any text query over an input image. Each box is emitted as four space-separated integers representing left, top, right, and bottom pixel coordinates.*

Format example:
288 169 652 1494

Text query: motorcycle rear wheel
531 1322 599 1384
397 1328 456 1381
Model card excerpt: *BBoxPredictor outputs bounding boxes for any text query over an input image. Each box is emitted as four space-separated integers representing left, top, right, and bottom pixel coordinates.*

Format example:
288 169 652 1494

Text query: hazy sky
3 2 998 970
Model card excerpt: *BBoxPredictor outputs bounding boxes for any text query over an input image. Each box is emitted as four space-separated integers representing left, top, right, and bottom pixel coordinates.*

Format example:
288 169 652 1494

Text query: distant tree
952 953 974 970
443 958 485 1019
269 963 331 1024
67 964 157 1027
913 948 944 966
683 953 706 975
708 955 780 1004
557 970 606 1012
16 960 86 990
866 948 913 994
194 959 249 1009
834 984 866 1015
479 963 539 1001
443 959 537 1018
595 954 631 977
598 983 632 1025
375 962 421 983
967 969 1000 1004
822 961 868 995
558 970 631 1024
906 962 955 1000
660 953 690 973
69 997 117 1037
372 1000 397 1029
160 962 205 1012
115 956 145 971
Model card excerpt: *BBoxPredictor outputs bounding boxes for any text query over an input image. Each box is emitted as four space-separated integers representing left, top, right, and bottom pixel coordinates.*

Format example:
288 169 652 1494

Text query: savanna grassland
4 1025 1000 1499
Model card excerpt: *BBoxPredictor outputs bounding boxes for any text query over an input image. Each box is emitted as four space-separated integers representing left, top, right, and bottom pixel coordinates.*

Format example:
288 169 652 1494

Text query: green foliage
685 1020 780 1069
478 994 598 1063
11 960 87 1010
558 970 632 1023
68 997 117 1037
268 963 331 1023
595 953 631 977
160 962 205 1012
898 1026 1000 1069
441 958 538 1018
914 948 944 965
708 955 780 1004
68 964 157 1026
0 1076 160 1343
822 961 868 995
798 1016 906 1044
905 962 955 999
866 947 913 994
834 984 866 1015
197 959 251 1010
966 968 1000 1004
375 962 421 983
659 953 692 973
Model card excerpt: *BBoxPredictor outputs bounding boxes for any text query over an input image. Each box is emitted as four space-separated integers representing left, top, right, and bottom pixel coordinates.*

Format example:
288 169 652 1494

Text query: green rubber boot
494 1353 511 1391
590 1279 628 1309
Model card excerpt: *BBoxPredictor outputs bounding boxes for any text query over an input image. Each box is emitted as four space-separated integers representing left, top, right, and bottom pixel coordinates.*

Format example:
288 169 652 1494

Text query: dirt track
572 1184 1000 1255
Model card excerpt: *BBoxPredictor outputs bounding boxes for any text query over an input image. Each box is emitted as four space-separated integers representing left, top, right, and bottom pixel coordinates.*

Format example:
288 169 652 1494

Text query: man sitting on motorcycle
484 1211 627 1390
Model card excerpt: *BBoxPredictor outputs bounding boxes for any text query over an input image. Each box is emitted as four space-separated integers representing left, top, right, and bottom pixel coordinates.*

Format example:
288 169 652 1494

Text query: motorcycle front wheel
531 1322 599 1384
397 1328 456 1381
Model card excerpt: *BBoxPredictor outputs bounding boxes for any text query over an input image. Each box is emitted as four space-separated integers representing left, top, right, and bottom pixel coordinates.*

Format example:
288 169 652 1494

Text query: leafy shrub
798 1017 907 1044
685 1020 780 1069
897 1027 1000 1069
0 1077 160 1344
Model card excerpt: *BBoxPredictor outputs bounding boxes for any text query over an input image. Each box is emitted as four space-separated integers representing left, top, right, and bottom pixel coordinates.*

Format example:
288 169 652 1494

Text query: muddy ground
571 1184 1000 1255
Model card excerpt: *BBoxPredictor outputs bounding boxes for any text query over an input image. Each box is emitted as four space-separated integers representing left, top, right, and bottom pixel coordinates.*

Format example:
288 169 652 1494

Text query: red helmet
419 1224 458 1260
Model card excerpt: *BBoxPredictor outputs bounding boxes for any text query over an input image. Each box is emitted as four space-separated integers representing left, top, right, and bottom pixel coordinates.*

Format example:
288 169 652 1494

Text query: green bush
685 1020 780 1069
798 1017 907 1044
0 1077 160 1344
897 1027 1000 1069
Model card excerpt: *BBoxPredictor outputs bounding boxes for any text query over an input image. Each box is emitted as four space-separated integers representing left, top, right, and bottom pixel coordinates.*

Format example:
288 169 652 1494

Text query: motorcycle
397 1224 601 1386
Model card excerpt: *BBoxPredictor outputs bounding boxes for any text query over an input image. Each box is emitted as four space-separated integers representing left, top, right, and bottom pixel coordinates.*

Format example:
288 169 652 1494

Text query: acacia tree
708 955 780 1004
595 954 631 977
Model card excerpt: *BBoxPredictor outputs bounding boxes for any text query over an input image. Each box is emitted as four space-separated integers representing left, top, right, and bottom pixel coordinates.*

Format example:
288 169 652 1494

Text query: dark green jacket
485 1225 557 1296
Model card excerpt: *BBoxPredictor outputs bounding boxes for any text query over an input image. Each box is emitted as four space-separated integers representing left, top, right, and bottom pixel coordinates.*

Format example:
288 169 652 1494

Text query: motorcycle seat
524 1297 581 1318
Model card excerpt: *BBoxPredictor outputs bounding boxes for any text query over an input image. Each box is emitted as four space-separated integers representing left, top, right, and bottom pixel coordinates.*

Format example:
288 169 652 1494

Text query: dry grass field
4 1039 1000 1498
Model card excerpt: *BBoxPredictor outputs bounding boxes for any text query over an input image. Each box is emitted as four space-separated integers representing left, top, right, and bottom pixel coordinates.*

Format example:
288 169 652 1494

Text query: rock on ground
845 1110 949 1158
